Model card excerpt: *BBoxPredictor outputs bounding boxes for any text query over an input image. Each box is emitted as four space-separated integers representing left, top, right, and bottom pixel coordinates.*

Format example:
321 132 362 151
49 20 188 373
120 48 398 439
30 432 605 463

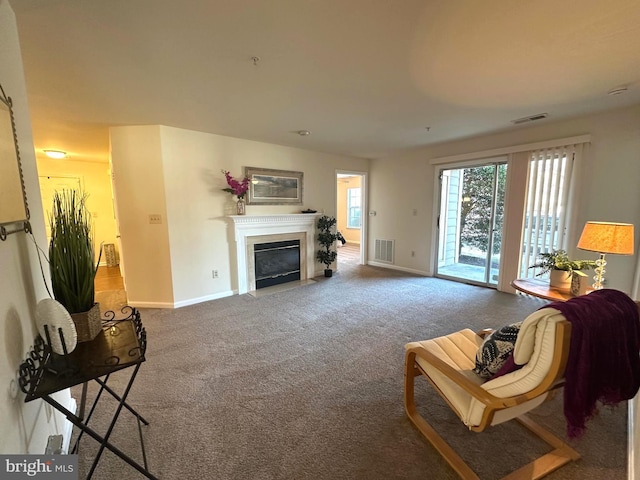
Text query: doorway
336 172 365 267
436 162 507 287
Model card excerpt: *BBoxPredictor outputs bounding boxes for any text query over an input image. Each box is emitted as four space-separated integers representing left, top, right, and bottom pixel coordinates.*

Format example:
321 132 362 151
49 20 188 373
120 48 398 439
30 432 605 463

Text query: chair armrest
408 345 551 409
406 345 506 408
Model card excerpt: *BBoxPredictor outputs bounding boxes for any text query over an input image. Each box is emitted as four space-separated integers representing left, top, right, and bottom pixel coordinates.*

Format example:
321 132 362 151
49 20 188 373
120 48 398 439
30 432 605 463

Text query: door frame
433 157 508 288
335 170 368 265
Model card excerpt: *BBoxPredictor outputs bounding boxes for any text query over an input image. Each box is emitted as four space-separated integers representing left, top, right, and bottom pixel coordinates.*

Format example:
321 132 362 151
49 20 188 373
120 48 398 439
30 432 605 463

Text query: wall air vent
511 113 548 125
374 239 394 264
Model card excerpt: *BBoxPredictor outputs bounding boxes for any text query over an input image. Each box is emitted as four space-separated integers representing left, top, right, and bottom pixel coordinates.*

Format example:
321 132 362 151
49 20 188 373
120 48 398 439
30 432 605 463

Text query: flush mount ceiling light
296 130 311 136
43 149 67 159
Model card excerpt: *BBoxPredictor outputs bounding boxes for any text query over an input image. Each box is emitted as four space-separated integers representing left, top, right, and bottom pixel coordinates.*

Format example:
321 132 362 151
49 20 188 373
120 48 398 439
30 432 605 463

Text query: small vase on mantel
236 198 246 215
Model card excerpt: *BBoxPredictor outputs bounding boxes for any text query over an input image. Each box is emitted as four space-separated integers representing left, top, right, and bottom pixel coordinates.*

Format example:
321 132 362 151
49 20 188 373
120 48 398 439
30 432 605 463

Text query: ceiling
10 0 640 162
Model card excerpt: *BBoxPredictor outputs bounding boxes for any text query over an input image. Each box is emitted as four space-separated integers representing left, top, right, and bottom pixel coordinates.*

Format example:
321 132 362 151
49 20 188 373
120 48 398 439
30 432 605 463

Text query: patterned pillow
473 322 522 379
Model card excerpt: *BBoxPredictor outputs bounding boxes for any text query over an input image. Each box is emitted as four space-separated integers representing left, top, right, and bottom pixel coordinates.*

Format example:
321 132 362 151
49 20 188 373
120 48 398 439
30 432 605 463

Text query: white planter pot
549 270 571 292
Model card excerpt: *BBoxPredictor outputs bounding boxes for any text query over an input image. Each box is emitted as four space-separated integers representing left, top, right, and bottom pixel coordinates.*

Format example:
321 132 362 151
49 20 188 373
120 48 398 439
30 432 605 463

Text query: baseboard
128 300 176 309
366 261 430 277
129 290 235 309
173 291 234 308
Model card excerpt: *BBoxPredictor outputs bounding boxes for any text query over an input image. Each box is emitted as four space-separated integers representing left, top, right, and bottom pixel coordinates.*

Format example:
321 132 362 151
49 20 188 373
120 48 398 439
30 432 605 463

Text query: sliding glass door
436 163 507 287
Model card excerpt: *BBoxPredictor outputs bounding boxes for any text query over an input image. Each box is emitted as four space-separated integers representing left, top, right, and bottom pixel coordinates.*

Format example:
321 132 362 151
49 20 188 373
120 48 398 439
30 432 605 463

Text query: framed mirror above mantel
0 82 31 241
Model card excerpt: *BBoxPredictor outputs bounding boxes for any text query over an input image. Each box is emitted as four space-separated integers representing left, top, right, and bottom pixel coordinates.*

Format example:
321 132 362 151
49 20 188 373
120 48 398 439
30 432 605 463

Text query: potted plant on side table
316 215 338 277
529 249 596 293
49 190 103 342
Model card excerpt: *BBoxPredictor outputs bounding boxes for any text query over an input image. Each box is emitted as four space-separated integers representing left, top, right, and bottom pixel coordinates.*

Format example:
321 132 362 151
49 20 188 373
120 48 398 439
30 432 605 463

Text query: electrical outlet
411 251 415 257
412 208 417 216
149 214 162 224
212 270 219 278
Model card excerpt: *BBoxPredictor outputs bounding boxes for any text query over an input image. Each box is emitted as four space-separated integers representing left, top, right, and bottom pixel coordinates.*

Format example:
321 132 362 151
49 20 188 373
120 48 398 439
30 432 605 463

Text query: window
347 188 361 228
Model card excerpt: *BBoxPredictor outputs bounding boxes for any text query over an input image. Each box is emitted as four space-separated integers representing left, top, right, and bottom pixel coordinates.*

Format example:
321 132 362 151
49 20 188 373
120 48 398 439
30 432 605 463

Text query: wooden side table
511 277 573 302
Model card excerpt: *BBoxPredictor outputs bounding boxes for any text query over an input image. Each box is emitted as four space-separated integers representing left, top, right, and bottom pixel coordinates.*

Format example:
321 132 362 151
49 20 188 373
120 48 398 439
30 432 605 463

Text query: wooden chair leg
404 352 480 480
502 416 581 480
404 353 580 480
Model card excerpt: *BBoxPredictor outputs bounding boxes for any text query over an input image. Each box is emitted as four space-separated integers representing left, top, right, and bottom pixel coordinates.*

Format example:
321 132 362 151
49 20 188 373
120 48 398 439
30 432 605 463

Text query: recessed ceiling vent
511 113 548 125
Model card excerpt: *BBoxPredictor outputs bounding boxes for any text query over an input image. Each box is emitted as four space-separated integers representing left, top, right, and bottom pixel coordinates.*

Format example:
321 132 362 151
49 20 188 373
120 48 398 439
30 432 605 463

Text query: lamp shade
577 222 634 255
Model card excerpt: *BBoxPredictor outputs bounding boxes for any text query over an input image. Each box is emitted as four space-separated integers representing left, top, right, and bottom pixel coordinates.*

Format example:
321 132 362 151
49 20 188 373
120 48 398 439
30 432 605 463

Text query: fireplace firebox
254 240 301 289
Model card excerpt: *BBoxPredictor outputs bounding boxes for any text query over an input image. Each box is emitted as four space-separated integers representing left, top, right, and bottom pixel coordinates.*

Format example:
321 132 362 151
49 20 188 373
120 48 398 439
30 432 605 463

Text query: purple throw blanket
546 289 640 438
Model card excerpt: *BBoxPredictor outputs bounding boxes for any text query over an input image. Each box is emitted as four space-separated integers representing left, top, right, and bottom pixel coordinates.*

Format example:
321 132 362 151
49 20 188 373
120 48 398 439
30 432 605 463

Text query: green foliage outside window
459 165 506 255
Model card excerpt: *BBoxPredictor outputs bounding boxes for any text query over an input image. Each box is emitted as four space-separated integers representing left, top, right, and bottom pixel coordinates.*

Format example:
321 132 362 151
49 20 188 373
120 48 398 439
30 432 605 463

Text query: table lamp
577 221 634 289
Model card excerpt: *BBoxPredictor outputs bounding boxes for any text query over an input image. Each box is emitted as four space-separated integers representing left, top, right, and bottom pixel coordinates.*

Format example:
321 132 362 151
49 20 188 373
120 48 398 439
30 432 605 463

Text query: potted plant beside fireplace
316 215 338 277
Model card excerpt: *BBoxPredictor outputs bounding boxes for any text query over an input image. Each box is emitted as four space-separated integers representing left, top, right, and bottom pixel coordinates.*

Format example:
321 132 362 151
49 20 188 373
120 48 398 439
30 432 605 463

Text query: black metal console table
18 307 157 479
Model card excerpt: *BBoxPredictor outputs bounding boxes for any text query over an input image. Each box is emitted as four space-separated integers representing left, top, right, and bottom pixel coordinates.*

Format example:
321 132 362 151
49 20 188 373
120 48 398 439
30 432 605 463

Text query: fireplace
229 214 319 294
254 239 301 289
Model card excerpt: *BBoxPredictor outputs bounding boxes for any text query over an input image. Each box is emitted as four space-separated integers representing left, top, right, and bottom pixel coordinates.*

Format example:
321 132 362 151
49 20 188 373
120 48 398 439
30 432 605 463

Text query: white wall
369 104 640 292
37 156 118 263
0 0 72 454
368 156 434 274
110 124 369 307
109 125 174 307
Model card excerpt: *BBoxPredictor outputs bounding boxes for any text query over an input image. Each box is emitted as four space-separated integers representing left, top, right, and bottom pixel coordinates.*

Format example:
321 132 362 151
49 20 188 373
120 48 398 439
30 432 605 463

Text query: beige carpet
74 263 628 479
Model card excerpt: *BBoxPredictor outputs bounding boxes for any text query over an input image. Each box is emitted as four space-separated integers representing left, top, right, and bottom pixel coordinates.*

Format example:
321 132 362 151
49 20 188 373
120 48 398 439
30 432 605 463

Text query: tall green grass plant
48 190 102 313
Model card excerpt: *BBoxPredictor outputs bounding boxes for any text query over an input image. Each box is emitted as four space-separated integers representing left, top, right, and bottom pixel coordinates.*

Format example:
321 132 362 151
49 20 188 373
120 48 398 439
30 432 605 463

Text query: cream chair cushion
405 308 565 428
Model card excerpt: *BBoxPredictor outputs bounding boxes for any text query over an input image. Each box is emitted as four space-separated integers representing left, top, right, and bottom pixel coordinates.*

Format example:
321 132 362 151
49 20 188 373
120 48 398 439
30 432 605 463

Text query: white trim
229 214 319 295
430 134 591 165
128 291 236 309
367 261 430 277
336 169 368 266
631 253 640 301
630 277 639 480
630 399 636 480
62 397 76 454
173 291 234 308
128 301 176 309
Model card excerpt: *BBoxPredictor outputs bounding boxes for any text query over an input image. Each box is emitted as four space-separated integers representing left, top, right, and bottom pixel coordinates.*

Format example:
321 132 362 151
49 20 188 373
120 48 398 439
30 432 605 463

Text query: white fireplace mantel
229 214 319 294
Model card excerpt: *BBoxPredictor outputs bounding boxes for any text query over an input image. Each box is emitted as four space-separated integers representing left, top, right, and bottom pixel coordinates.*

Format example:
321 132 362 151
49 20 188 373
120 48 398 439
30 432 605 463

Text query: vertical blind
520 145 575 278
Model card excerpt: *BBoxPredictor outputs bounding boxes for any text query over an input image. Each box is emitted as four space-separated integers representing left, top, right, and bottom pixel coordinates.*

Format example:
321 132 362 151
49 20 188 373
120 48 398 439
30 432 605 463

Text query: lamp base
591 253 607 290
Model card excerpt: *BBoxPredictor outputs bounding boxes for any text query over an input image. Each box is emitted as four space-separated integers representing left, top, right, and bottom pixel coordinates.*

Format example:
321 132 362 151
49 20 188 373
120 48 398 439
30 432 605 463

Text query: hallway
95 266 128 312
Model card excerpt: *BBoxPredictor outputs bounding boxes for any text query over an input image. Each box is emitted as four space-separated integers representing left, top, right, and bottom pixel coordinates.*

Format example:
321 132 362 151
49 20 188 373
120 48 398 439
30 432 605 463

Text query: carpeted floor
75 263 628 479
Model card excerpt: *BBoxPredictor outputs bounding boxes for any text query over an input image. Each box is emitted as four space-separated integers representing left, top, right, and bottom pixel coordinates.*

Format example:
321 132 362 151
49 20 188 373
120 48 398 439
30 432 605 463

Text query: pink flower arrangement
221 170 250 200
